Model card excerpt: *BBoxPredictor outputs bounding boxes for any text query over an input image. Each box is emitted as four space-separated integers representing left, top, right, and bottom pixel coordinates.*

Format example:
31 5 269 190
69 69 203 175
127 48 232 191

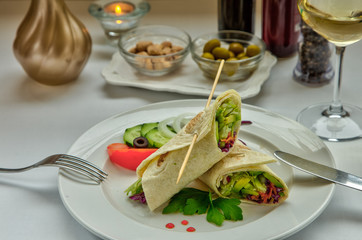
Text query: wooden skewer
176 59 225 184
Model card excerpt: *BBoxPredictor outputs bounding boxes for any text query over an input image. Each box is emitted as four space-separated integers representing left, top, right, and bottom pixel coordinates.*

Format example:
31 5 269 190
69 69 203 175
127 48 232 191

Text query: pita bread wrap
199 147 289 205
136 89 242 211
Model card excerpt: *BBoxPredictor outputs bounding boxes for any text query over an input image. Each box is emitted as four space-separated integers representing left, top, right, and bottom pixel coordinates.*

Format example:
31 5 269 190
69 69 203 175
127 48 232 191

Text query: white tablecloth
1 1 361 239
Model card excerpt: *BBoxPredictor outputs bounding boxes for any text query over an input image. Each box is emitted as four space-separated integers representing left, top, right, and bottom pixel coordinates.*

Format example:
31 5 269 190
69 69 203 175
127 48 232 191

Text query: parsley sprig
162 188 243 226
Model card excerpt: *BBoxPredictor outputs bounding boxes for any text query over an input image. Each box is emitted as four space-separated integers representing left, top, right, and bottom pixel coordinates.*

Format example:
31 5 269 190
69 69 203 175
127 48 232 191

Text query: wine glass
297 0 362 141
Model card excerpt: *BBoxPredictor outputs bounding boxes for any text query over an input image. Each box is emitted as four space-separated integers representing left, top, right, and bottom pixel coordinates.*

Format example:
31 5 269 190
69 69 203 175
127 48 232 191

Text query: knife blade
274 150 362 191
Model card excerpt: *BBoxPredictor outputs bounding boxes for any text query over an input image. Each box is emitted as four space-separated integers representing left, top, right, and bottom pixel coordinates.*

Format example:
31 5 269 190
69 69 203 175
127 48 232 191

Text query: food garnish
165 223 175 229
165 221 196 232
122 113 193 149
125 178 146 203
133 137 149 148
107 143 157 171
162 188 243 226
181 220 189 225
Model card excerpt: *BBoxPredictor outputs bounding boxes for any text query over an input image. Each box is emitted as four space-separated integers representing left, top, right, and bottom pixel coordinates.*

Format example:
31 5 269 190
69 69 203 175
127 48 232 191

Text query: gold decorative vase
13 0 92 85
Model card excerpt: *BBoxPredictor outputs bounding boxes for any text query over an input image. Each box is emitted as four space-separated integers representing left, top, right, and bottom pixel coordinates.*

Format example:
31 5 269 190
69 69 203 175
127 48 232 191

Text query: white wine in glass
297 0 362 141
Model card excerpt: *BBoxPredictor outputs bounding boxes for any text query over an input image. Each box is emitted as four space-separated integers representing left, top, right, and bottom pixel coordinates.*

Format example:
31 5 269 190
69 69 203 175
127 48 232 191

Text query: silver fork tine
56 156 107 180
54 161 104 183
50 154 107 182
57 155 108 180
61 154 108 177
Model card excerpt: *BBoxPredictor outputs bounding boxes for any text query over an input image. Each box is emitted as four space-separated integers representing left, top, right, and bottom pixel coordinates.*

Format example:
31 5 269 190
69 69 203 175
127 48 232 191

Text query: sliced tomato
107 143 157 171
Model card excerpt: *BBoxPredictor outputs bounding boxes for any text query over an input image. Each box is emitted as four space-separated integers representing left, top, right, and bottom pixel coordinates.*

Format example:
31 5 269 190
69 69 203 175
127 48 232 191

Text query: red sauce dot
181 220 189 225
186 227 195 232
165 223 175 229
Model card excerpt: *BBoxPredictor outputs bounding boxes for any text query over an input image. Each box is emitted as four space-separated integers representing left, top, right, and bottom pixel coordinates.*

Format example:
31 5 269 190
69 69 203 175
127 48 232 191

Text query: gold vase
13 0 92 85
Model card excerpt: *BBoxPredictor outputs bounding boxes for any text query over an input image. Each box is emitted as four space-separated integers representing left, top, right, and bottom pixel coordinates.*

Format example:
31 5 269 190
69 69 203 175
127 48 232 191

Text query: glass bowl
191 30 266 81
118 25 191 76
89 0 150 42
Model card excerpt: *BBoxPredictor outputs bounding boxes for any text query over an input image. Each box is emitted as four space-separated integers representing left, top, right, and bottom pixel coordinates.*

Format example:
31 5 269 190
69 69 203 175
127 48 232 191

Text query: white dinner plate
58 100 335 240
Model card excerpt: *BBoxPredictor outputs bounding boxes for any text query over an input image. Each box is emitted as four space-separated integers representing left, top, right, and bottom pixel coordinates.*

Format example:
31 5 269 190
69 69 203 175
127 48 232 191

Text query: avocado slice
215 121 219 142
225 114 237 125
241 188 259 196
253 177 267 192
263 172 283 188
233 177 251 192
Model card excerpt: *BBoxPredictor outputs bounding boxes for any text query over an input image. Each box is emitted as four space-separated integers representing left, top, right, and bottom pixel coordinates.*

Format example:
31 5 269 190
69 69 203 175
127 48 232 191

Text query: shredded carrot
270 183 278 195
220 132 235 145
251 182 278 204
249 195 259 201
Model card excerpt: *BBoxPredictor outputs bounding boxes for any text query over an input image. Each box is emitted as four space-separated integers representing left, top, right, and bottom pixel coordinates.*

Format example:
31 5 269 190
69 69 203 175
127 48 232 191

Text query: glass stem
325 46 348 117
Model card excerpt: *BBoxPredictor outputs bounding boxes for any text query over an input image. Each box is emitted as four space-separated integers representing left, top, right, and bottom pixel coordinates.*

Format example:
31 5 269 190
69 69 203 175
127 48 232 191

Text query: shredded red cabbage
129 192 147 204
219 132 237 152
246 179 284 204
238 138 247 146
241 120 252 125
226 176 231 183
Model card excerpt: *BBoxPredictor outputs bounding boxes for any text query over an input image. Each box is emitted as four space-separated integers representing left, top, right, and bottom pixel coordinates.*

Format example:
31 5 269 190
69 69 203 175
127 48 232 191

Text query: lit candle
104 1 135 16
89 0 149 43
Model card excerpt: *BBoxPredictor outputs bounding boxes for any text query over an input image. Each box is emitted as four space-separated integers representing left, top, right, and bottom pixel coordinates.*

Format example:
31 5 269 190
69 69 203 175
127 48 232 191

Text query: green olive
236 52 247 59
229 51 235 58
201 52 215 60
229 42 244 55
203 39 221 53
226 57 238 61
246 45 261 57
224 58 239 76
212 47 230 60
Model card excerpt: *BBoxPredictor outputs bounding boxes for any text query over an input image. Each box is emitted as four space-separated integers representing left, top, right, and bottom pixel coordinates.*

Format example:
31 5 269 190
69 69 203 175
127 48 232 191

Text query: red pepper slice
107 143 157 171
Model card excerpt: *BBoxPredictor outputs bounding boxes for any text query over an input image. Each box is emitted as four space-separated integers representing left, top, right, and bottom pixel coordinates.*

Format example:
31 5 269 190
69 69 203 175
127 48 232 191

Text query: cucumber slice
123 124 142 147
141 122 159 137
145 128 170 148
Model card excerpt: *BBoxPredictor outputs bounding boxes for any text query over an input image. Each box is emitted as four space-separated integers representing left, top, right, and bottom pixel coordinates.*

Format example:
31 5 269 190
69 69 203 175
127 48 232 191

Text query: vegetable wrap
199 148 289 205
136 89 242 211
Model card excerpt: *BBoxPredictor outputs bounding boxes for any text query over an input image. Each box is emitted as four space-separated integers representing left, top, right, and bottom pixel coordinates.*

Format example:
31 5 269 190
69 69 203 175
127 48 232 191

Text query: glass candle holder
89 0 150 44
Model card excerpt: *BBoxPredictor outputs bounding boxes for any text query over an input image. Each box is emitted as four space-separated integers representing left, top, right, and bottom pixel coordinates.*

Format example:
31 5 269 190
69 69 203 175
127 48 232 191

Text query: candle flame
115 5 122 16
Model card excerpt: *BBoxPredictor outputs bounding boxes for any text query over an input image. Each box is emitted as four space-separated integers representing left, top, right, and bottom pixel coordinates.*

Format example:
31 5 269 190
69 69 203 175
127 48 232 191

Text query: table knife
274 150 362 191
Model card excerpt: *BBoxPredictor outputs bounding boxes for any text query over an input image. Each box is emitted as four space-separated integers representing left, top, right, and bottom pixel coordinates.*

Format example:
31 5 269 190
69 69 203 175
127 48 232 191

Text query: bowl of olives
191 30 265 81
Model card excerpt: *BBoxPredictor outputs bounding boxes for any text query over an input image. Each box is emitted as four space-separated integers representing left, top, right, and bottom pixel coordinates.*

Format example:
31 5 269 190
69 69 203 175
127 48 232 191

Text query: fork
0 154 108 184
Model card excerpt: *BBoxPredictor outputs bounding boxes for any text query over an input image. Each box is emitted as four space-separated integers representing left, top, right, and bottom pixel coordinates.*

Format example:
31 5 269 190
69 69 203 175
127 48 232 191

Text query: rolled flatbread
136 89 242 211
199 148 289 205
